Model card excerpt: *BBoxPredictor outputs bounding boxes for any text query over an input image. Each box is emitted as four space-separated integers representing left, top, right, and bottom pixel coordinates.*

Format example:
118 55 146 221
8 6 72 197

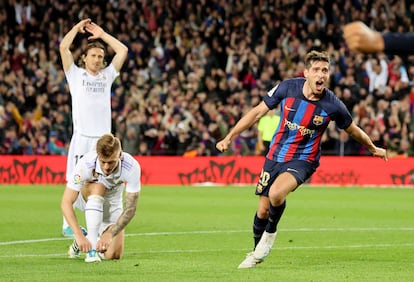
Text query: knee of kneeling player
106 251 122 260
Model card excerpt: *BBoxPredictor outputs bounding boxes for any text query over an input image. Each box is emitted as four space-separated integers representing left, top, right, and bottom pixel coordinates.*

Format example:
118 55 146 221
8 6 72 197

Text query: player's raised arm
85 21 128 72
59 19 91 71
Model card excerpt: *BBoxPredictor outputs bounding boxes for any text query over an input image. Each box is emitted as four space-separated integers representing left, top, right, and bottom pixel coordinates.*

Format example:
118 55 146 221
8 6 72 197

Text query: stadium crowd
0 0 413 157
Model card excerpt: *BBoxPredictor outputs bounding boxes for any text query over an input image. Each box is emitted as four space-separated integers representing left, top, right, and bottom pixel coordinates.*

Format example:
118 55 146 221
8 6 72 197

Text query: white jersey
67 151 141 207
65 63 119 137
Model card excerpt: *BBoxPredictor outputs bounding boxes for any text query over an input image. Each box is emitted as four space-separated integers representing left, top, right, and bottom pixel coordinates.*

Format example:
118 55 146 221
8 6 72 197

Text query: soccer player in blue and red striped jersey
216 50 388 269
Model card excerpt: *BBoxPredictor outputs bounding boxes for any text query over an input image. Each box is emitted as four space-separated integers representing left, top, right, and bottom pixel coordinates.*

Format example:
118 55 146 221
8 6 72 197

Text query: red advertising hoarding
0 155 413 187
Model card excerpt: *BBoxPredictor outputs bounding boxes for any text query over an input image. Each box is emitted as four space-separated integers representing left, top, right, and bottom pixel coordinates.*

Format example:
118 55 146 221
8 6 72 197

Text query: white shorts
73 193 123 235
66 132 100 181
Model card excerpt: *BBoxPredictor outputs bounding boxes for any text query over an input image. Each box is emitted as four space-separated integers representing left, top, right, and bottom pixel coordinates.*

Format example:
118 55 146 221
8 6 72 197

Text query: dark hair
96 133 121 158
304 50 330 69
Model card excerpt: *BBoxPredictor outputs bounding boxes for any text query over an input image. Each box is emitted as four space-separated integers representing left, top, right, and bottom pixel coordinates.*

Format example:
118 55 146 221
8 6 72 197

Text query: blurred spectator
34 134 49 155
48 131 67 155
2 126 20 154
256 109 280 156
365 55 389 98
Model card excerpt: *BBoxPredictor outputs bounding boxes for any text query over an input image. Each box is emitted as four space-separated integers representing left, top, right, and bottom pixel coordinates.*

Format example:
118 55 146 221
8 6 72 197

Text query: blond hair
96 133 121 158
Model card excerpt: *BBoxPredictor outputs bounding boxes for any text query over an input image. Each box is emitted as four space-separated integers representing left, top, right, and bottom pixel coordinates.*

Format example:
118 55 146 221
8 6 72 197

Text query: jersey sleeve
263 81 288 109
104 63 120 84
64 63 79 94
383 32 414 55
331 97 353 129
66 157 91 192
123 154 142 193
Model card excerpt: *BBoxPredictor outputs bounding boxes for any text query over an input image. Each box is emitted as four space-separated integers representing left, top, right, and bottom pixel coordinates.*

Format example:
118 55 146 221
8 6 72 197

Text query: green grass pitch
1 184 413 281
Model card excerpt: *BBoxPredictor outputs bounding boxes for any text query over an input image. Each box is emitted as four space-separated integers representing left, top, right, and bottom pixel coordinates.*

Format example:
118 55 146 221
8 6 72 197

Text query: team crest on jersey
73 174 81 184
313 115 323 125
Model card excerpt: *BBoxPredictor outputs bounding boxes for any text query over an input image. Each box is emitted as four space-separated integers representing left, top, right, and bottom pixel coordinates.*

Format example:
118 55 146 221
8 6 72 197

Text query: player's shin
85 195 104 249
253 213 268 248
266 200 286 233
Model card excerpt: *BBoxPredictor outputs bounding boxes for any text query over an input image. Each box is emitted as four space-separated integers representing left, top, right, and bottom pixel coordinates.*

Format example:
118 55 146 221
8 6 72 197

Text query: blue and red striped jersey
263 77 353 165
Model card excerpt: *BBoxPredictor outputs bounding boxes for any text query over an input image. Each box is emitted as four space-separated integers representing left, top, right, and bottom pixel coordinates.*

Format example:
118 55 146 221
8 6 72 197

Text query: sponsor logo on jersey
284 118 315 137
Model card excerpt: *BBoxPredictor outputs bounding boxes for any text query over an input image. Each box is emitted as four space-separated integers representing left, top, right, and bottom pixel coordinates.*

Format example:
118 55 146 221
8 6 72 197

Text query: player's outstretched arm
216 101 270 153
112 191 139 236
96 191 139 253
61 187 92 252
342 21 384 53
344 122 388 161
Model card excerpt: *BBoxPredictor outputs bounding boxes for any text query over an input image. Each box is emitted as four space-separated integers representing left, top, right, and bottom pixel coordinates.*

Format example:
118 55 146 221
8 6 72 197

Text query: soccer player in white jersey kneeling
61 133 141 262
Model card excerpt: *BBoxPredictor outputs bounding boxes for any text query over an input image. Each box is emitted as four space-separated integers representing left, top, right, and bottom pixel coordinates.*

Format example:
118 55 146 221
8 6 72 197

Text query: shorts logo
256 184 263 193
73 174 81 184
287 168 298 173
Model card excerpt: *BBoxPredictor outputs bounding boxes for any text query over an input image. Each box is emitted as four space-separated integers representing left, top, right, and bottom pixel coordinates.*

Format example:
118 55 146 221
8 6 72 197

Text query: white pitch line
1 227 414 246
0 237 69 246
125 227 414 237
1 243 414 259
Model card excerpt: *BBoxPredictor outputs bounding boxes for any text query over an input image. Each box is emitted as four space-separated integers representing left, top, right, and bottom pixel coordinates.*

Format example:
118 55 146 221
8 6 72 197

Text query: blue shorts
255 158 318 196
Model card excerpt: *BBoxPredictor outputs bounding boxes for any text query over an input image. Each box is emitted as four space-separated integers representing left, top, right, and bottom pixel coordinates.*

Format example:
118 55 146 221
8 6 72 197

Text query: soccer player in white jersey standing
59 18 128 238
61 133 141 262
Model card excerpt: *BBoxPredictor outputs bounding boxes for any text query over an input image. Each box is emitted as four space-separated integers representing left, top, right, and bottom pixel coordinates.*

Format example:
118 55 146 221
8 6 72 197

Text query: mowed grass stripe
1 242 414 259
1 227 414 245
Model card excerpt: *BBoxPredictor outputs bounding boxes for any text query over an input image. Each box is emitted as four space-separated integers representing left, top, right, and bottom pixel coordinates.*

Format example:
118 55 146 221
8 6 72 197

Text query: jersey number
74 155 84 165
258 169 271 187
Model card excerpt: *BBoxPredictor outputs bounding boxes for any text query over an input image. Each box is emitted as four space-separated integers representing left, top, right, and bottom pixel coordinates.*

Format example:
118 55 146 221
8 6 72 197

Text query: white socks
85 195 104 250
